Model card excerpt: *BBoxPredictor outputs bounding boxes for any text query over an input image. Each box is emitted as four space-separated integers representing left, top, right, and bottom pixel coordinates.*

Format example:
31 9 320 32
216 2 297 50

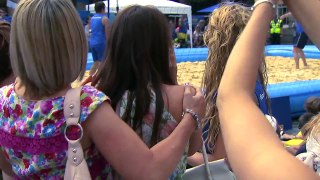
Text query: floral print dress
0 84 112 179
116 90 189 180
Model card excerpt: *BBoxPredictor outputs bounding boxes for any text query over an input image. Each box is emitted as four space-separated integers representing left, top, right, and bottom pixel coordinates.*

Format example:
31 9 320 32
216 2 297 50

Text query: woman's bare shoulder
162 84 184 122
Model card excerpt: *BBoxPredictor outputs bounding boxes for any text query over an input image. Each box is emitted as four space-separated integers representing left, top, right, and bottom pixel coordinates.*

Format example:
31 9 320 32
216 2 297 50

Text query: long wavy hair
93 5 175 146
201 4 270 153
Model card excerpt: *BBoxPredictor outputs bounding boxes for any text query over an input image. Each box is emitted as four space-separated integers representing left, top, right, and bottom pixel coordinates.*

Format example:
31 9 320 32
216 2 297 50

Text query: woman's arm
284 0 320 47
187 129 202 156
217 2 317 179
0 150 13 176
86 86 205 179
163 84 202 156
280 12 292 20
187 131 226 166
102 17 110 40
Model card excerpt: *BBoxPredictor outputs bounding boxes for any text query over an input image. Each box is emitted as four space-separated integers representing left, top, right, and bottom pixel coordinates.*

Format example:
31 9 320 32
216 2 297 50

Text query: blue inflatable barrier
174 48 208 63
265 45 320 59
270 96 291 130
268 80 320 117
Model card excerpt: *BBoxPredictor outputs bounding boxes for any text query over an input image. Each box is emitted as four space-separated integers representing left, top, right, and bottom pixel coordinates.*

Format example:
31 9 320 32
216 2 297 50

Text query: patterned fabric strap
0 129 80 155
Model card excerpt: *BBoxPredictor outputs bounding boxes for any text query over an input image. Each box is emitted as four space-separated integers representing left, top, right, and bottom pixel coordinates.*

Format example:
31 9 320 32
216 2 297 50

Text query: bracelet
251 0 275 11
182 108 200 129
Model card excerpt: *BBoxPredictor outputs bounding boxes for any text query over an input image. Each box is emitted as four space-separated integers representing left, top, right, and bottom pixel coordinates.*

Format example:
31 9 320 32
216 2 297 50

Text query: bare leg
293 47 300 69
89 61 101 76
299 49 308 67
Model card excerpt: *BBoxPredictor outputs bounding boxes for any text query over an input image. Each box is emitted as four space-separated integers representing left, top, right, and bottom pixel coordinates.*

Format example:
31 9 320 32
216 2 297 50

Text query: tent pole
107 0 110 18
188 11 193 48
116 0 119 13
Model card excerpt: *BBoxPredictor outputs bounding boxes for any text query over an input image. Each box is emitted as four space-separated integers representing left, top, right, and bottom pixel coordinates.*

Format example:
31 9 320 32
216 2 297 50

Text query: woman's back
0 84 111 178
116 85 187 179
93 5 201 178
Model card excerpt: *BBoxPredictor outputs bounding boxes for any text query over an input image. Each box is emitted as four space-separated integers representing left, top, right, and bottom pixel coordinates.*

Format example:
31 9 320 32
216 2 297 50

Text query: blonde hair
10 0 87 98
202 4 269 153
302 114 318 138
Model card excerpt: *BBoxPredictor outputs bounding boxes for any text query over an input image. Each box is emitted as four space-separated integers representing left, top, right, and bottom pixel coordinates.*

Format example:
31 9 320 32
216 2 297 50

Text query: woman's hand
81 73 98 86
80 75 93 86
183 85 205 121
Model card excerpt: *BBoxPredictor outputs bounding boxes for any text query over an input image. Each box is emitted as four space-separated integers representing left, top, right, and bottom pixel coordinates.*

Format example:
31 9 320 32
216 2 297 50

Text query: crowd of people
0 0 320 179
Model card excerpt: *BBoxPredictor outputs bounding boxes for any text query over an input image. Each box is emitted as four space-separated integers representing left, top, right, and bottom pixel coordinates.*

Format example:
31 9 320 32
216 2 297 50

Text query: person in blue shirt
89 2 110 76
281 12 308 69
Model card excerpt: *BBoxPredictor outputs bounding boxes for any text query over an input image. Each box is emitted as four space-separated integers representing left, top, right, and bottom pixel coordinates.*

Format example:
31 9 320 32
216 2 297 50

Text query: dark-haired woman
0 22 14 87
93 5 202 179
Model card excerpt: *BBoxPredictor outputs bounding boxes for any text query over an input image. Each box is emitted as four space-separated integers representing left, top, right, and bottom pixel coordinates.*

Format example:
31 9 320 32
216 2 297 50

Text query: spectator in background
269 15 283 45
198 19 207 32
193 25 204 47
85 15 92 43
281 12 308 69
0 8 11 23
0 8 5 21
168 19 177 41
175 15 189 48
281 97 320 155
293 22 309 69
89 1 110 76
304 96 320 115
0 22 14 87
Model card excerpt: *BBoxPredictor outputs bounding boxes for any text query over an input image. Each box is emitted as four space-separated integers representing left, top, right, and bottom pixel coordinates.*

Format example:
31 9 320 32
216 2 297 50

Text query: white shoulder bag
182 140 236 180
64 87 92 180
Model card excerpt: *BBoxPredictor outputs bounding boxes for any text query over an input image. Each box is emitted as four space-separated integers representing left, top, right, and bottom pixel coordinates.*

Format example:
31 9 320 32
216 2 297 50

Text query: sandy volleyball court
177 56 320 87
74 56 320 87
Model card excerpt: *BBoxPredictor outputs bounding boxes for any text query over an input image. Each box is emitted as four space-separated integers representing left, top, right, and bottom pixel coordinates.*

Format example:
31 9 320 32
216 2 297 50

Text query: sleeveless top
0 84 112 179
116 90 189 180
254 80 269 115
89 13 107 46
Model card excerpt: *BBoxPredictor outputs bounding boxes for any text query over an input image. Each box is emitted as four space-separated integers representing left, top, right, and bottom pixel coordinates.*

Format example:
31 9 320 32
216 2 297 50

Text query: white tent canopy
88 0 193 47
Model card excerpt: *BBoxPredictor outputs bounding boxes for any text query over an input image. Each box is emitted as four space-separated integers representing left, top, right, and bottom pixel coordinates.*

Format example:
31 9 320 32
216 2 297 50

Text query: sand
74 56 320 87
177 56 320 87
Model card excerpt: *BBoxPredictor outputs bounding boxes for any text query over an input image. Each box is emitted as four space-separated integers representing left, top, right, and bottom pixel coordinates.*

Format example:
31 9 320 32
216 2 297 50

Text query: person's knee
293 47 302 54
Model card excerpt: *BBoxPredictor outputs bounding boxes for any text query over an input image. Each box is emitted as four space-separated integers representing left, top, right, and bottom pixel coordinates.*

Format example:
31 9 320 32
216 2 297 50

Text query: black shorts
294 32 309 49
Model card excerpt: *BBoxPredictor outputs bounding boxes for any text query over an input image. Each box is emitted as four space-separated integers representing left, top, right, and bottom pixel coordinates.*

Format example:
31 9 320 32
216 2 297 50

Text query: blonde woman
188 3 271 166
0 0 205 178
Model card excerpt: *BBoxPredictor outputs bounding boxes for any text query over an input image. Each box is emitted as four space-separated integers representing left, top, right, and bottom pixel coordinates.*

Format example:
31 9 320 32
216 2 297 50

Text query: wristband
182 108 200 129
251 0 275 11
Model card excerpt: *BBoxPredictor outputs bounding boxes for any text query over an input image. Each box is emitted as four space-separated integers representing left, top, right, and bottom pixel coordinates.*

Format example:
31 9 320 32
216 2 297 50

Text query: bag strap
64 87 86 166
202 137 213 180
64 87 82 126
